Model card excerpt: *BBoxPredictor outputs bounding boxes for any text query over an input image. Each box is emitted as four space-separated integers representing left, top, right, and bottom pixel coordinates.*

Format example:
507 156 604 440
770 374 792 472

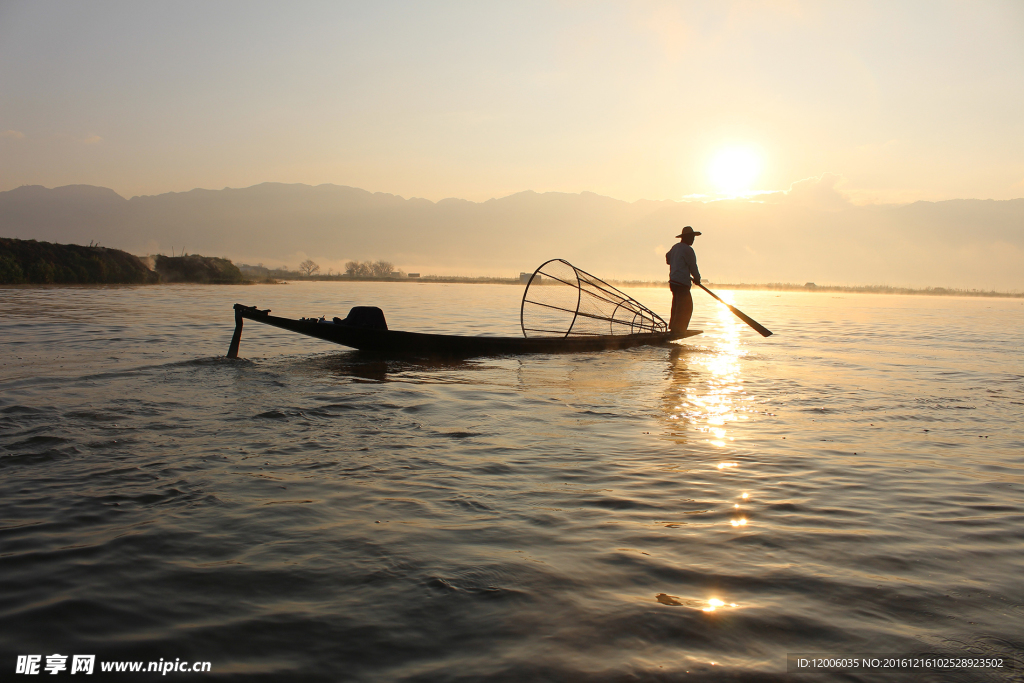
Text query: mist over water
1 282 1022 681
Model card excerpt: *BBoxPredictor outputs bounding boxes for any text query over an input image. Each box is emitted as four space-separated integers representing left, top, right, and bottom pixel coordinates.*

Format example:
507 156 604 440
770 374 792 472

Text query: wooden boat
226 260 702 358
227 304 701 358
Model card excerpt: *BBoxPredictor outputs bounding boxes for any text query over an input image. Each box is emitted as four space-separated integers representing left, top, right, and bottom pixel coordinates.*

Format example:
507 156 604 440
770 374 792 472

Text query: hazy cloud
781 173 851 210
2 130 25 139
83 135 103 145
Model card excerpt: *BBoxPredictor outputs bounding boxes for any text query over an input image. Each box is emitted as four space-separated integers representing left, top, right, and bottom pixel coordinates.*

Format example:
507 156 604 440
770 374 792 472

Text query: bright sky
1 1 1022 203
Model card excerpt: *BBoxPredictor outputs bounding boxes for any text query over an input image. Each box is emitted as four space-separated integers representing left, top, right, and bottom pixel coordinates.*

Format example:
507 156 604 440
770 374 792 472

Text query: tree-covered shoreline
0 238 158 285
152 254 246 284
0 238 245 285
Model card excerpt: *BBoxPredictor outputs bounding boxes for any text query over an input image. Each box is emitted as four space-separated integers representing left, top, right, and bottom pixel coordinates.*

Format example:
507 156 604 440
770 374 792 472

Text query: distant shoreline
280 274 1024 299
619 281 1024 299
3 273 1019 299
3 236 1019 298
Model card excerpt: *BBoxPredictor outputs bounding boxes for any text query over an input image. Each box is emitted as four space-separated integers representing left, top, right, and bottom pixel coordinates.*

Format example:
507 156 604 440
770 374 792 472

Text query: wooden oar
694 281 773 337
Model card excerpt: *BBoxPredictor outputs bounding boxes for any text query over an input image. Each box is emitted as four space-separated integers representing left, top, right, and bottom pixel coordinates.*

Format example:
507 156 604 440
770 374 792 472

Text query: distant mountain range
1 182 1022 289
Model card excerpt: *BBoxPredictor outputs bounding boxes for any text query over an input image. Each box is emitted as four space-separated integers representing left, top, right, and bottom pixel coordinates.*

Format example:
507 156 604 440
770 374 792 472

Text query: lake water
1 282 1022 681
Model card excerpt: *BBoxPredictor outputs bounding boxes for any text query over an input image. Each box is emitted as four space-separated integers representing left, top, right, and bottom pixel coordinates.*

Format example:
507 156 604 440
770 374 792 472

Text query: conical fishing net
520 259 668 338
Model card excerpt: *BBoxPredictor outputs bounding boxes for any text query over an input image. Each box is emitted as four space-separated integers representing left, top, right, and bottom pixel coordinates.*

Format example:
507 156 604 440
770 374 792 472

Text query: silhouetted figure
666 226 702 334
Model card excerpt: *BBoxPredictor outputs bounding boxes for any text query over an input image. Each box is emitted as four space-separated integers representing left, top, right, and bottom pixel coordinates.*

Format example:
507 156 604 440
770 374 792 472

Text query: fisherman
665 226 701 334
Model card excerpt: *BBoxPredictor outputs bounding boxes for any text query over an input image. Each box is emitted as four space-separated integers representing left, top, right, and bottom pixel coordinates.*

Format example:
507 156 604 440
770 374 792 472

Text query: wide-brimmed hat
676 226 702 238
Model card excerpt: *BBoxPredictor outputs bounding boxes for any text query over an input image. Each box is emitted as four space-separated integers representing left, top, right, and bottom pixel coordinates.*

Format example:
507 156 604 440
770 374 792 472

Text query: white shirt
666 242 700 286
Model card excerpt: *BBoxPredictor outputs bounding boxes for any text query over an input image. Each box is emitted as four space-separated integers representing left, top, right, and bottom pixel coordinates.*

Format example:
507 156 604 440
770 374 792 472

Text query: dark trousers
669 282 693 334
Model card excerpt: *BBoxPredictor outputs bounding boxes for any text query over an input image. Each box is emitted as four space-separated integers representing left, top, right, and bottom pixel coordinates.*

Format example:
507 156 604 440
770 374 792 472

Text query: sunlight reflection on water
663 290 751 458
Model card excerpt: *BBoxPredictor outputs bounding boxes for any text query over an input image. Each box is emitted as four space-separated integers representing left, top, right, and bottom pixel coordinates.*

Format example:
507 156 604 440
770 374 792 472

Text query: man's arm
687 249 701 286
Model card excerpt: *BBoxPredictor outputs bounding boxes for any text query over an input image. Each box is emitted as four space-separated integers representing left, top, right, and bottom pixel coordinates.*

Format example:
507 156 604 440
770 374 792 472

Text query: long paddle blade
694 282 773 337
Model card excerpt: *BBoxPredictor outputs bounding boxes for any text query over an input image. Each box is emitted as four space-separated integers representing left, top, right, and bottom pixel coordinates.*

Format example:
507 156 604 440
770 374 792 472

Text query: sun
709 147 761 195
